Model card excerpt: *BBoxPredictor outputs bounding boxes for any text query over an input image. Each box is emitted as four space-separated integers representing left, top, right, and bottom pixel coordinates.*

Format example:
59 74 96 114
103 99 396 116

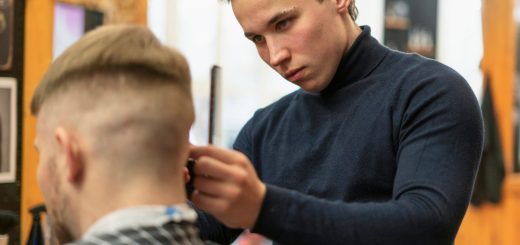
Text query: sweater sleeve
192 202 243 243
250 73 484 244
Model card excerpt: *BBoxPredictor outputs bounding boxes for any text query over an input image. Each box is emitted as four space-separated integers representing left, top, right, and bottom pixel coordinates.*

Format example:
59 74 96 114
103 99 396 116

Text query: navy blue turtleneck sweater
198 26 484 245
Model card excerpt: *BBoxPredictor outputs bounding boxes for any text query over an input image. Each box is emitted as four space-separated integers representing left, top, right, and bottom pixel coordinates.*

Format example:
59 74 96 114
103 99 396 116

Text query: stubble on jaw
44 163 75 244
47 195 75 244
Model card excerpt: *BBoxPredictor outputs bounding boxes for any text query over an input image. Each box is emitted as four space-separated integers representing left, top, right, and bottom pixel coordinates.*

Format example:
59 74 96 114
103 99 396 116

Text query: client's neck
75 174 187 239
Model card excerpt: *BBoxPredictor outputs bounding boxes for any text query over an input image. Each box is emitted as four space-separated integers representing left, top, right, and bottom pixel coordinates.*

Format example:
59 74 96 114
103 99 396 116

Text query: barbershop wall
457 0 520 244
0 0 24 244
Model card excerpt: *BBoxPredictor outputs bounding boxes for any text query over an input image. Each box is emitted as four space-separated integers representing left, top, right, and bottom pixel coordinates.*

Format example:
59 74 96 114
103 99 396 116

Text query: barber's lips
284 67 305 82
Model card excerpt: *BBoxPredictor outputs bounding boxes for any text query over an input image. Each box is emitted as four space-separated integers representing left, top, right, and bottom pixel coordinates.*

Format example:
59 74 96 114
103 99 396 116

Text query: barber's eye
252 35 264 43
276 19 291 31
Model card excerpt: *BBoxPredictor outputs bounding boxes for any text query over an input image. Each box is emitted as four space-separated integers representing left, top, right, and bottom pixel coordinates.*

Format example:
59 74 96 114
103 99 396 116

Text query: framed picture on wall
0 0 14 71
0 77 16 183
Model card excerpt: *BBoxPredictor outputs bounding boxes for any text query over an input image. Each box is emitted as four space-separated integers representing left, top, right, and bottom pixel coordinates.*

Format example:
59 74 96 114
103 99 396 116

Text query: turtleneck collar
320 26 389 96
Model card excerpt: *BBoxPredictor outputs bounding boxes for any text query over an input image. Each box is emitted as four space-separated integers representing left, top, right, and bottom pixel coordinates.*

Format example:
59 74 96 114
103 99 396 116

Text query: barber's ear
54 127 83 184
335 0 350 13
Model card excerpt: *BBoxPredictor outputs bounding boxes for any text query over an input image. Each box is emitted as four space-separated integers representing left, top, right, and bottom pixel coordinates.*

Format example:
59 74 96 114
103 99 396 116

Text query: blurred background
0 0 518 244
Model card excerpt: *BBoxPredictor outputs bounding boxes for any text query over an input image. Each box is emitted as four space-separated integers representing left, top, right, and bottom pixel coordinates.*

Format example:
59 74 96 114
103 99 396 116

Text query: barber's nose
267 39 290 67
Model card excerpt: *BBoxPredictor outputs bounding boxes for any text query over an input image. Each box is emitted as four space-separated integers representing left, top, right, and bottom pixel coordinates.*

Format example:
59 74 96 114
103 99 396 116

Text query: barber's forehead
232 0 297 27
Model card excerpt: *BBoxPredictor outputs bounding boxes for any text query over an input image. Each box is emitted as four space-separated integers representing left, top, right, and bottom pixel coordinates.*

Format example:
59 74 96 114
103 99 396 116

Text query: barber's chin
295 80 326 94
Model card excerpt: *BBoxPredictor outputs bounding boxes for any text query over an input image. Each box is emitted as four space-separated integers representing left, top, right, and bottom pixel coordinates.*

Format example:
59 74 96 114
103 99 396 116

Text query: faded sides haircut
30 25 194 169
31 25 192 116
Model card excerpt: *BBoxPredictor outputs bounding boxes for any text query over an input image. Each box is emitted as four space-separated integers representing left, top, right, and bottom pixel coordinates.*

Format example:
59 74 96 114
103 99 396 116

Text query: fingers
193 176 241 199
191 191 230 217
190 145 250 168
192 155 250 199
183 167 190 184
193 156 248 183
188 144 266 229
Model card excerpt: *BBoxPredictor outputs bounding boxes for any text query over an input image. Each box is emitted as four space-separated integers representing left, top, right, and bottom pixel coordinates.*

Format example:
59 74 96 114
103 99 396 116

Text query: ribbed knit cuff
251 184 293 239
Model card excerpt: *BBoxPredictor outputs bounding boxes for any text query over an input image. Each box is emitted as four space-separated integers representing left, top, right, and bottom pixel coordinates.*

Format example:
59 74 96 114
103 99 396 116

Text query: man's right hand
189 145 266 230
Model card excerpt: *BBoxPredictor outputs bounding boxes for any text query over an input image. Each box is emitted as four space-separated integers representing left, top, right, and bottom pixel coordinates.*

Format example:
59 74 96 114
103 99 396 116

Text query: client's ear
54 127 83 184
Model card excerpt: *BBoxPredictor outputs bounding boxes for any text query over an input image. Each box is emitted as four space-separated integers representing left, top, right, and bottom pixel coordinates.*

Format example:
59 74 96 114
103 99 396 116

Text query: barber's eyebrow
244 7 297 38
268 7 296 26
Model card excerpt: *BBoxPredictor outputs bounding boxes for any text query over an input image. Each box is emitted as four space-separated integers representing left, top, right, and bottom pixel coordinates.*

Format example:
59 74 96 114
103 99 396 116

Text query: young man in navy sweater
189 0 484 244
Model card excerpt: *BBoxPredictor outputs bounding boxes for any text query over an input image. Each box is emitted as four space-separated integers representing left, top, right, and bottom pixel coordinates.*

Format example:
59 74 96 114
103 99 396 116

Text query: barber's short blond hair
31 25 192 116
